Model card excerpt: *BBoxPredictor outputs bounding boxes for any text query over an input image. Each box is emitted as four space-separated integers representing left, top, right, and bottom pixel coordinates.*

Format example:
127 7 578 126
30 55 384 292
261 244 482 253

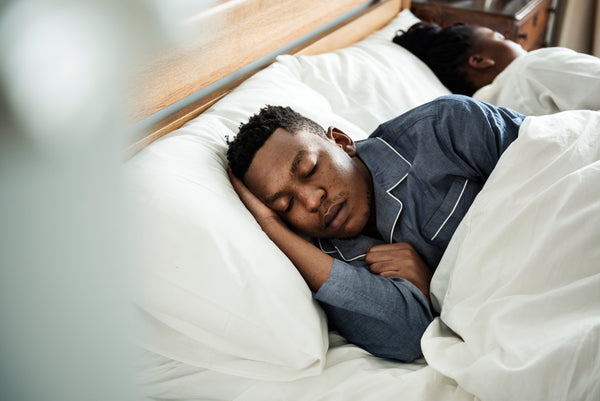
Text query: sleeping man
227 95 524 362
393 22 600 115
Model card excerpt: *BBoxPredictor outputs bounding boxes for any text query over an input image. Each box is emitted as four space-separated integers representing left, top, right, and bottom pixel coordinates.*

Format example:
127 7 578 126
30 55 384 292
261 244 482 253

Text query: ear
327 126 356 156
468 54 496 69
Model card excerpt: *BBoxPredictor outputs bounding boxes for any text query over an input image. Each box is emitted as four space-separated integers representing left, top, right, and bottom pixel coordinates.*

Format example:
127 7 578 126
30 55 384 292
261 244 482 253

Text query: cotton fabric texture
473 47 600 115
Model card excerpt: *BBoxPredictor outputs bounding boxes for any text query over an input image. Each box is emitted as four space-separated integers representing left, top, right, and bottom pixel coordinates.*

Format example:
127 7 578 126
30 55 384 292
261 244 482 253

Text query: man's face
243 127 374 239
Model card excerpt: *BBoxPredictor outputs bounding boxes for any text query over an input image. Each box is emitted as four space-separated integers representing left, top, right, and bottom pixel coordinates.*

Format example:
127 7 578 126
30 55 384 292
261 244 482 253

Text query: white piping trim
375 137 412 167
317 238 366 262
374 137 411 243
431 179 469 241
385 173 408 244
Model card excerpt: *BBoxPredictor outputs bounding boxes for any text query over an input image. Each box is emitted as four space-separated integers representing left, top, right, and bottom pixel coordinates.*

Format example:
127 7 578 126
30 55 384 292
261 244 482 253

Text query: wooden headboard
129 0 411 154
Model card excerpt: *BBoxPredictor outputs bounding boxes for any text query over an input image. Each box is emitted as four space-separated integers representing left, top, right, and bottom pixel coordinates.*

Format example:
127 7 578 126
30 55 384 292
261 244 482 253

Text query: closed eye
284 197 295 213
305 162 318 178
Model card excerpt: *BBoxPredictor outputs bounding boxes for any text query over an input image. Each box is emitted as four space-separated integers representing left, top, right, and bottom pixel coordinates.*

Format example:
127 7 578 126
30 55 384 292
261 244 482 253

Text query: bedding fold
425 110 600 401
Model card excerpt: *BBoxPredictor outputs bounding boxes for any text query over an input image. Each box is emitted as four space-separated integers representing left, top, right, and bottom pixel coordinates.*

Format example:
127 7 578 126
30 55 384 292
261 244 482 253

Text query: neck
362 217 382 240
357 156 381 240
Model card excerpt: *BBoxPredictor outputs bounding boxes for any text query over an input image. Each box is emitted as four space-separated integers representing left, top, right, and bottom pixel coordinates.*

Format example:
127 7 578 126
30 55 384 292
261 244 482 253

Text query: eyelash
285 197 294 213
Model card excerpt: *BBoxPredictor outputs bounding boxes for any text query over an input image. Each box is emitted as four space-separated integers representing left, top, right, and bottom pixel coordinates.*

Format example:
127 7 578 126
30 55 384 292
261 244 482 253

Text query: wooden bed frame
128 0 411 155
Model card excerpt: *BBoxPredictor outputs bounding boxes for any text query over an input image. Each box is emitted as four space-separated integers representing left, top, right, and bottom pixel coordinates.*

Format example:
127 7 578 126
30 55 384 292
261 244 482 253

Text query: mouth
324 200 349 230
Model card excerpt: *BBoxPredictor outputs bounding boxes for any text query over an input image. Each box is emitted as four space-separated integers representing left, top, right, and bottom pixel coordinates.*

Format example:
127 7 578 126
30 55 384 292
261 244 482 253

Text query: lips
324 201 349 229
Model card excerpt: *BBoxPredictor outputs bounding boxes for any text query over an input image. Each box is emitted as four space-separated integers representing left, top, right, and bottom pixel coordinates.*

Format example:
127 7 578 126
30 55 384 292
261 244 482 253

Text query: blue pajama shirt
313 95 525 362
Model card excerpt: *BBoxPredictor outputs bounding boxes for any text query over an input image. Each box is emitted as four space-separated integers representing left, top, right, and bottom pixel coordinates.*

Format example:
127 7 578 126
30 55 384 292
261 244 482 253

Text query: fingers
379 270 408 278
365 242 433 299
365 242 418 265
369 261 406 276
367 242 416 254
228 167 251 197
366 242 425 275
368 258 420 275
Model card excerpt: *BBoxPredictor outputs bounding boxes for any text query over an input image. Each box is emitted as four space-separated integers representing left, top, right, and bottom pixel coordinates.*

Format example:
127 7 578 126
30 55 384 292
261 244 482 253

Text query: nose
298 186 325 212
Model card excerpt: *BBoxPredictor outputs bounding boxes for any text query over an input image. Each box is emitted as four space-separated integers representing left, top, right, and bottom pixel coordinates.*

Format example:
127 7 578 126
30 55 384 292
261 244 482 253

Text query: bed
125 1 600 400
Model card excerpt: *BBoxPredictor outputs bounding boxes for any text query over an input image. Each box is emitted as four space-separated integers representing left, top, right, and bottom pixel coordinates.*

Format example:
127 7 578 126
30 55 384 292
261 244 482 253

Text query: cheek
328 154 356 181
283 210 320 232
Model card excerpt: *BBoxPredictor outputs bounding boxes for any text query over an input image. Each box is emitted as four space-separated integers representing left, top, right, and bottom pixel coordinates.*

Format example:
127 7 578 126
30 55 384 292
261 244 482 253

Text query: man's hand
228 167 281 227
228 166 333 290
365 243 432 299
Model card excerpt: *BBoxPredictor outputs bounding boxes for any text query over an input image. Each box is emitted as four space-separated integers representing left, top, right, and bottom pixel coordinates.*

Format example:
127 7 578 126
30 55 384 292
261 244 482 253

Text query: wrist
257 215 288 236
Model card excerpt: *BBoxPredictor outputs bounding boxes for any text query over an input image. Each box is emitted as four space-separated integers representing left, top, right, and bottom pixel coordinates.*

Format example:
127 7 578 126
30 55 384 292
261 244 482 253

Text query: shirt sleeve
313 258 433 362
432 95 526 180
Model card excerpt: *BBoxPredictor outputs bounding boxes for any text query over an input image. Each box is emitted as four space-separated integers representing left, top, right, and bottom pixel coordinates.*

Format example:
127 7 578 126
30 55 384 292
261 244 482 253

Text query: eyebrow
290 149 307 174
264 149 307 206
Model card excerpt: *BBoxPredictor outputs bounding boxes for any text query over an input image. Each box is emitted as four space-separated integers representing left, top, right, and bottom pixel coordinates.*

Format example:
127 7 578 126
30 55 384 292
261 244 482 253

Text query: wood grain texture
127 0 411 156
131 0 369 122
293 0 403 56
410 0 550 50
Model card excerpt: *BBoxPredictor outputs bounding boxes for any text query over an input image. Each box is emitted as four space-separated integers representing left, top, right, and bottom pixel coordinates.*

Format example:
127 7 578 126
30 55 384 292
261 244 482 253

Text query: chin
312 227 359 240
336 232 363 240
333 223 366 239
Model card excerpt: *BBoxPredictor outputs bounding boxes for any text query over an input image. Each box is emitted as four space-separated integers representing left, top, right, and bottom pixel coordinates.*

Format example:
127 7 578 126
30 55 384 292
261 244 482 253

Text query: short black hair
227 105 326 180
393 22 478 95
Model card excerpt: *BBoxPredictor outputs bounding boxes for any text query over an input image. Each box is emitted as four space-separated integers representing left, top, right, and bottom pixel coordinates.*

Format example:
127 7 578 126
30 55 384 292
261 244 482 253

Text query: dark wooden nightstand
410 0 553 50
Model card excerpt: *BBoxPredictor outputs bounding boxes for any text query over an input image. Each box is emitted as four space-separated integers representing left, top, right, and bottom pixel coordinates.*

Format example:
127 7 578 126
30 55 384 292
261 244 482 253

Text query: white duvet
424 109 600 401
473 47 600 116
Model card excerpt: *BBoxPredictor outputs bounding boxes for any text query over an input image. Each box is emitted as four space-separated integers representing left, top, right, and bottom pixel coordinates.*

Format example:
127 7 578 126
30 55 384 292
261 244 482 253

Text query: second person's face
473 26 527 72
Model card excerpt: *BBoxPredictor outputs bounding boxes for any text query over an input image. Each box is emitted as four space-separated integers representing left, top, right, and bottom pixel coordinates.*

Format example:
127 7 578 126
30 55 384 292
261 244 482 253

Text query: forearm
259 217 333 291
228 169 333 290
315 259 433 361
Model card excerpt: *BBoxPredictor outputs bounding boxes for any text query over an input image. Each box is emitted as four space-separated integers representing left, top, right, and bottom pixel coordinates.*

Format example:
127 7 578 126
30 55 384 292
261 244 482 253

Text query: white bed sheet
136 333 467 401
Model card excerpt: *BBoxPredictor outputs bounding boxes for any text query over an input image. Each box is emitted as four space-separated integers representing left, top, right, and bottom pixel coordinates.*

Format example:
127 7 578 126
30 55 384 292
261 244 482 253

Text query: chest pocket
422 178 470 246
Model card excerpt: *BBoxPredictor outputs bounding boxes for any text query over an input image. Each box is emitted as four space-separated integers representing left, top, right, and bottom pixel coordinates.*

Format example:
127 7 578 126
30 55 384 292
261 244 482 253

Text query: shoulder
370 95 496 141
522 47 597 69
367 96 492 152
528 47 577 58
427 94 484 113
379 95 482 130
409 95 493 117
423 95 501 126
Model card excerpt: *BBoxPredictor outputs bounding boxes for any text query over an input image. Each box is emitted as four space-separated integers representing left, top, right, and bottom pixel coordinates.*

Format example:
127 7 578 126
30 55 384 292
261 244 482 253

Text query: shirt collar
357 137 412 243
317 137 412 259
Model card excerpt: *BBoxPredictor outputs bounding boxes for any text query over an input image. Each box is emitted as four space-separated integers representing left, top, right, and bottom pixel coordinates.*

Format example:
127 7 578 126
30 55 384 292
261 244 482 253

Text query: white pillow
127 9 444 381
276 10 448 134
127 89 331 381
